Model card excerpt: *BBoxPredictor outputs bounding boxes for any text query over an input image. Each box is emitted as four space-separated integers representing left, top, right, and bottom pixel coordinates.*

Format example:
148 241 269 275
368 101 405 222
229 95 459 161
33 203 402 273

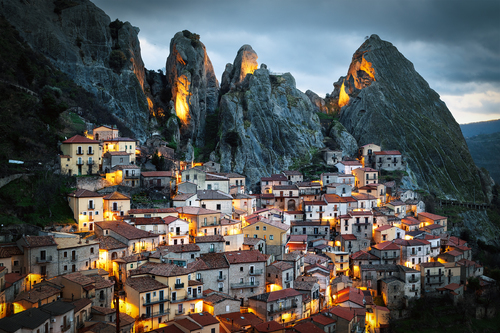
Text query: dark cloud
91 0 500 122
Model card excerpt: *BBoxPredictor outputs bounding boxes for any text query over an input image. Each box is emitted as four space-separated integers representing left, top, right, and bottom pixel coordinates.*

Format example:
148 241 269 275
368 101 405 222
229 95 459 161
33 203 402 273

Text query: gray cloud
91 0 500 123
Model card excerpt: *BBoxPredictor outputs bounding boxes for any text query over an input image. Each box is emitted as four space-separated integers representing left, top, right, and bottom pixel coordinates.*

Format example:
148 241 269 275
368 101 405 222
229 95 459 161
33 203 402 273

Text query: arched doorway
287 199 296 211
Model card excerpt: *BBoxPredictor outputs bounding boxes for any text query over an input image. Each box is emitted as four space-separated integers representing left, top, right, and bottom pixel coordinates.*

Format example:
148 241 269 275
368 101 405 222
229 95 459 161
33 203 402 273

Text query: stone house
373 150 403 171
260 174 290 194
103 191 130 221
232 193 256 216
67 189 104 232
248 288 303 324
359 264 399 290
423 234 442 258
182 168 229 193
294 276 321 314
177 182 198 194
370 241 400 265
303 200 327 221
0 243 24 274
71 298 92 330
397 265 421 299
338 210 373 237
102 151 131 172
329 251 350 276
17 236 58 287
322 149 343 166
202 291 241 316
112 253 149 286
266 261 294 290
385 200 407 218
273 184 300 211
164 217 190 245
95 236 127 273
394 239 431 269
380 276 405 308
421 223 445 236
242 217 290 258
225 250 267 303
335 161 362 175
127 217 171 244
373 225 405 243
194 235 225 254
217 172 246 194
149 244 201 268
197 190 233 215
290 221 330 244
358 143 381 168
172 193 199 208
350 251 380 279
417 212 448 232
89 125 119 141
328 306 356 333
323 194 357 221
127 208 179 219
94 221 160 254
324 183 352 198
141 171 172 189
418 262 446 293
281 251 305 280
352 168 379 188
54 236 100 274
12 282 61 312
102 137 136 164
283 170 304 184
457 259 483 284
60 135 101 176
188 252 230 294
106 165 141 187
176 206 221 237
400 216 421 232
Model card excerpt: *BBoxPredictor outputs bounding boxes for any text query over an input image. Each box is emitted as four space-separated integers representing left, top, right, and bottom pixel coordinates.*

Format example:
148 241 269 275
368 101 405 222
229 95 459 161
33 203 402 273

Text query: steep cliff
165 31 219 150
2 0 149 141
217 46 324 190
336 35 486 201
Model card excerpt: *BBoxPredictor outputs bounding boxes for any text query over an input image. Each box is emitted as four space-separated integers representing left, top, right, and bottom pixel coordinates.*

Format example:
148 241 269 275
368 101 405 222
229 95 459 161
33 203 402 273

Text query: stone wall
77 176 111 192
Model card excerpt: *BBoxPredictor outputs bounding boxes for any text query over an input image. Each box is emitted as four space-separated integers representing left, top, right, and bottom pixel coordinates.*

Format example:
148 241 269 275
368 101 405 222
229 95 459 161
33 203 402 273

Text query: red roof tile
68 189 103 198
374 151 401 155
63 135 99 144
328 306 355 321
141 171 172 177
418 212 447 221
189 312 219 326
294 321 326 333
373 241 400 251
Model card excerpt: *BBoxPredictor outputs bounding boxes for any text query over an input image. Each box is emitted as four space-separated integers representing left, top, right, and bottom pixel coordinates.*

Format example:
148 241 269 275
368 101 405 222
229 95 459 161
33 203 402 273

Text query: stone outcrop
2 0 150 141
165 31 219 149
328 120 358 157
220 45 258 95
217 47 324 191
337 34 485 201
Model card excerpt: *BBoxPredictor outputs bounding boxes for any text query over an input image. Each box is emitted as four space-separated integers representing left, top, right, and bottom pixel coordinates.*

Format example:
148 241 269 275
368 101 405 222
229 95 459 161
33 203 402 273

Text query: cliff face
2 0 149 141
217 46 324 190
165 31 219 150
337 35 485 201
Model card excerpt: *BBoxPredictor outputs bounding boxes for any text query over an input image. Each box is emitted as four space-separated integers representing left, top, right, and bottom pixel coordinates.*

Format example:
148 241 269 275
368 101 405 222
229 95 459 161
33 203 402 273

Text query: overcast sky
91 0 499 124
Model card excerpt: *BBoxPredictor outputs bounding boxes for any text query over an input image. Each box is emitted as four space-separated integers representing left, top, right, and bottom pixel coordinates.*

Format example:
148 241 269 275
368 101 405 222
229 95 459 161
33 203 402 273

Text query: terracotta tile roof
90 275 114 289
288 235 308 243
95 221 157 240
372 241 400 251
443 250 462 257
159 243 200 253
304 253 329 265
68 189 103 198
24 235 57 248
4 273 27 286
188 280 204 286
129 217 165 225
141 171 172 177
82 322 115 333
131 262 190 278
294 278 318 291
418 212 447 220
270 261 293 271
312 313 337 325
304 200 327 206
375 225 393 232
112 164 140 171
128 208 178 214
254 320 284 333
125 276 167 293
96 236 127 250
374 150 401 155
105 137 135 142
195 235 225 243
351 193 377 200
103 191 130 200
197 190 233 200
0 244 23 258
54 237 99 250
92 306 115 315
175 318 202 331
225 250 268 264
328 306 355 321
351 250 379 260
63 272 95 286
324 194 357 203
189 312 219 326
422 223 444 230
273 184 299 191
340 234 357 241
203 291 235 305
283 170 302 175
402 217 420 225
14 285 61 303
63 135 99 144
198 253 230 269
349 210 373 216
113 253 148 263
172 193 197 201
420 262 444 268
335 287 365 306
59 155 71 159
152 325 184 333
71 298 92 312
394 239 430 247
249 288 302 302
176 206 219 215
294 321 326 333
105 151 131 156
119 312 135 327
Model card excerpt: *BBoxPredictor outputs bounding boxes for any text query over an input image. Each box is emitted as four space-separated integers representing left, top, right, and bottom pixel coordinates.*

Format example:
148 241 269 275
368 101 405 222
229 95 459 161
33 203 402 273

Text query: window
263 226 267 231
64 251 67 258
256 226 260 231
64 265 67 271
240 267 243 272
270 235 274 240
90 247 94 254
216 204 221 211
254 234 257 238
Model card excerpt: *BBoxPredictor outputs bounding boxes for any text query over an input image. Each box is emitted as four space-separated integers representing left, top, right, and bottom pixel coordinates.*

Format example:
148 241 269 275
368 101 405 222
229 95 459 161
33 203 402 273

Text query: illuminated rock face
165 31 219 147
220 45 259 95
337 34 485 201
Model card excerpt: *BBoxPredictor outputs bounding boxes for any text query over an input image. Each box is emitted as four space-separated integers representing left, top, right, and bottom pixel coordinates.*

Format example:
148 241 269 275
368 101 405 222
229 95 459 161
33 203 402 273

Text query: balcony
231 281 260 289
143 297 169 306
217 275 226 282
76 160 84 165
269 303 297 315
125 174 139 179
87 150 94 155
249 269 263 276
174 283 184 289
76 150 84 155
175 308 185 315
70 255 78 262
170 294 203 303
143 310 169 318
408 276 420 283
196 278 203 283
410 288 419 293
88 205 95 210
61 324 71 332
87 160 94 165
284 277 292 283
36 256 52 263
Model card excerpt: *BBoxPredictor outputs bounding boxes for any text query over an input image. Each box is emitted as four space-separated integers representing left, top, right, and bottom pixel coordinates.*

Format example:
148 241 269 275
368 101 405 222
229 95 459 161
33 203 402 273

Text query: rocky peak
165 30 219 149
337 35 486 201
220 45 258 95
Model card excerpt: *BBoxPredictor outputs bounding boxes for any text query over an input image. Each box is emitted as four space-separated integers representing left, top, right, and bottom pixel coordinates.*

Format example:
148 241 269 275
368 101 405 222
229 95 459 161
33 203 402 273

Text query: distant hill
465 132 500 185
460 119 500 138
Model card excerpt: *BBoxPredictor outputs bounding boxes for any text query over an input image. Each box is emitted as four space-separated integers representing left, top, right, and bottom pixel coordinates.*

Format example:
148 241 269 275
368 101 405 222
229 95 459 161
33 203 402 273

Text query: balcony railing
76 150 83 155
196 278 203 283
88 205 95 210
231 281 260 289
87 160 94 165
408 277 419 283
87 150 94 155
171 294 203 303
217 275 226 282
143 310 169 318
269 303 297 314
175 308 185 315
76 160 84 165
36 256 52 263
125 174 139 179
143 297 169 306
249 269 263 276
61 324 71 332
175 283 184 289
